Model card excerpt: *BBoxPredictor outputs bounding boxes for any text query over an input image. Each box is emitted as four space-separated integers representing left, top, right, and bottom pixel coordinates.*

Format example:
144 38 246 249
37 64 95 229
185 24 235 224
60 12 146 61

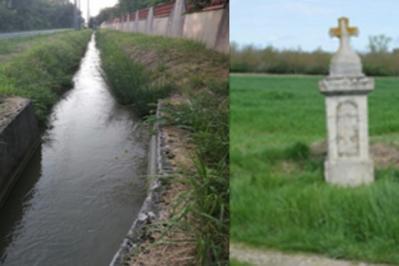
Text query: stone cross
328 17 362 77
330 17 358 41
319 17 374 187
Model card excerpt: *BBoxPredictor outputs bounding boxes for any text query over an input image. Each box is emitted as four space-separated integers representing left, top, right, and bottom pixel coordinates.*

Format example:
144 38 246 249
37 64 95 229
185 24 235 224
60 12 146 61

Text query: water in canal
0 34 149 266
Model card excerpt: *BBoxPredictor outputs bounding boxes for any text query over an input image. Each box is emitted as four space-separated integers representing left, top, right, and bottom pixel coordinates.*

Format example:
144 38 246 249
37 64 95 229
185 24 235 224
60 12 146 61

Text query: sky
231 0 399 52
69 0 118 23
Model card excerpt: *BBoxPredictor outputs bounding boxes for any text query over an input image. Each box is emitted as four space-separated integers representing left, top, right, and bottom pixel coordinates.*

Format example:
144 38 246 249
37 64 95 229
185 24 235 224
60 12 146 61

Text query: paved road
0 28 72 40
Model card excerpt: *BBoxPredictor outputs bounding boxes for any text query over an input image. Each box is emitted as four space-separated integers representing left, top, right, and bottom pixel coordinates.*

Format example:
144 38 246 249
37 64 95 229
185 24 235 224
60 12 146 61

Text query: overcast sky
231 0 399 52
70 0 118 22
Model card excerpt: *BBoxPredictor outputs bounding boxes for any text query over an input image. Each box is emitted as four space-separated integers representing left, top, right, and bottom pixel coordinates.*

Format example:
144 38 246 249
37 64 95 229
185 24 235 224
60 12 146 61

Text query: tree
0 0 82 32
368 34 392 53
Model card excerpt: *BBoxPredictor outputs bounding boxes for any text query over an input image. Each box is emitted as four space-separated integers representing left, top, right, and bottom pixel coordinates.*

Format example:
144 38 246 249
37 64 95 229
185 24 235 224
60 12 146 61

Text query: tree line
0 0 82 32
231 35 399 76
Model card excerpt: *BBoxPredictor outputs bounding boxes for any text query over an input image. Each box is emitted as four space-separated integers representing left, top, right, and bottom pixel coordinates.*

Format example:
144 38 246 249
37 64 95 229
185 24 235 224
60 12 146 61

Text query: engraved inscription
337 101 359 157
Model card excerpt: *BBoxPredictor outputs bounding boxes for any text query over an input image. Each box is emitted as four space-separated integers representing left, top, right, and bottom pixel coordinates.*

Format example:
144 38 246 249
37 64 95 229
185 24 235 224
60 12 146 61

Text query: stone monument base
325 159 374 187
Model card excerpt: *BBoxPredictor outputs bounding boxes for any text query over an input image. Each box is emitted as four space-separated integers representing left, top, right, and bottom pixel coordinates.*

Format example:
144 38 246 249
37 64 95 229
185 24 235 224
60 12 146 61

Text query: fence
101 0 229 54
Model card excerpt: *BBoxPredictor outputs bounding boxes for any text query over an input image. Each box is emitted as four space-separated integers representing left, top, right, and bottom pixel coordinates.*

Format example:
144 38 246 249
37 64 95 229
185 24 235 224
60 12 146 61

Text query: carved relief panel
336 101 359 158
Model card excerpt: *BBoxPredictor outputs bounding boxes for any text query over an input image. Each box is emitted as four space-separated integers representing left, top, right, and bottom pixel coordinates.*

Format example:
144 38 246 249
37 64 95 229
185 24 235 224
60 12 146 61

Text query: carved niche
336 100 360 158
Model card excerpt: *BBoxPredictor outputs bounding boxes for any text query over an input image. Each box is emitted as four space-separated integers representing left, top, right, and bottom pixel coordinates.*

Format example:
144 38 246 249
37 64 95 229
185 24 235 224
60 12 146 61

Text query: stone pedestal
319 17 374 187
320 77 374 186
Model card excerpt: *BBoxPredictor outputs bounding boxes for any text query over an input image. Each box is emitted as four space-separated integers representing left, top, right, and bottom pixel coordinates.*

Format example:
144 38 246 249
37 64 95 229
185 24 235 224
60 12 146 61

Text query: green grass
230 74 399 264
0 36 40 56
0 30 92 123
163 80 229 265
96 30 227 94
0 32 79 63
0 37 32 57
96 31 173 117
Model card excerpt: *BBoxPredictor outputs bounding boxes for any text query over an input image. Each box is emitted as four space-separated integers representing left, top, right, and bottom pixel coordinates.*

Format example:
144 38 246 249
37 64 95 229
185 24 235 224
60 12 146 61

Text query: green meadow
230 74 399 264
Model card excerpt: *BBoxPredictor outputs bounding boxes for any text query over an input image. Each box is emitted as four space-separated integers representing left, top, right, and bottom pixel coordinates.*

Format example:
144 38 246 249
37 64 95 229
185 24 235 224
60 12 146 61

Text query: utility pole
87 0 90 28
74 0 82 30
73 0 79 29
78 0 81 29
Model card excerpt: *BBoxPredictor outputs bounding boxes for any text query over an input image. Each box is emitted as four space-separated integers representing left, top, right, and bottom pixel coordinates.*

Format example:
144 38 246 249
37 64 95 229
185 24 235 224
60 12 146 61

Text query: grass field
230 74 399 264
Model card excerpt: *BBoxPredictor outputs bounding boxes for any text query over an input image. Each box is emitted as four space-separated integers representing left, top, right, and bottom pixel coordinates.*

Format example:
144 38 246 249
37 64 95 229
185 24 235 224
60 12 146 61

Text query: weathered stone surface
0 97 40 206
319 18 374 187
319 77 374 95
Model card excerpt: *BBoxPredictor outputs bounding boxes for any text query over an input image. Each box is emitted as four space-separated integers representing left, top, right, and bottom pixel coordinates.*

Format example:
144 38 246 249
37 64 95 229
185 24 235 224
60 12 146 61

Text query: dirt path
230 243 390 266
229 72 323 78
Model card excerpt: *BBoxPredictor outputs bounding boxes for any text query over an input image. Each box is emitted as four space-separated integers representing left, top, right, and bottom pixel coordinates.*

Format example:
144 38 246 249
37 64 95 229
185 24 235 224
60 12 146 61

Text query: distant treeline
0 0 82 32
231 42 399 76
95 0 215 25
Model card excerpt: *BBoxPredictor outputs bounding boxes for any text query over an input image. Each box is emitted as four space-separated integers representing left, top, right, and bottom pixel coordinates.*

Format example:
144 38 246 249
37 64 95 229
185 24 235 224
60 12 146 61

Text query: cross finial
328 17 363 77
330 17 358 39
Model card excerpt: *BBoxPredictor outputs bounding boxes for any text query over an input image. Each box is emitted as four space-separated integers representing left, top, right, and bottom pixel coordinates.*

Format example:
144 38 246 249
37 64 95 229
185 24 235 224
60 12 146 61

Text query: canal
0 34 148 265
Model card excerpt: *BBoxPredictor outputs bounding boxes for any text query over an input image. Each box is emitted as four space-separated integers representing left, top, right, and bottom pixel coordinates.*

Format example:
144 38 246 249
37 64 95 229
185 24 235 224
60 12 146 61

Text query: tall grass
0 34 69 60
96 31 172 117
231 44 399 76
0 30 92 122
164 79 229 265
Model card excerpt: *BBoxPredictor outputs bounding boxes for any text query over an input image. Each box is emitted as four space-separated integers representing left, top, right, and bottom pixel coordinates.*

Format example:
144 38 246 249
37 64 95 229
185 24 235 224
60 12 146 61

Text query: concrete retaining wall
137 20 147 33
0 97 40 207
183 8 226 51
153 17 169 36
101 0 229 54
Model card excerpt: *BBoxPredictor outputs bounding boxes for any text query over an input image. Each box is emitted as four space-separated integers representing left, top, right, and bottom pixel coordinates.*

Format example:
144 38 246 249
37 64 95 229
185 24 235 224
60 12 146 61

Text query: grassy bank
0 30 92 122
231 45 399 76
0 33 81 64
96 30 229 265
230 75 399 264
96 31 172 117
0 35 59 63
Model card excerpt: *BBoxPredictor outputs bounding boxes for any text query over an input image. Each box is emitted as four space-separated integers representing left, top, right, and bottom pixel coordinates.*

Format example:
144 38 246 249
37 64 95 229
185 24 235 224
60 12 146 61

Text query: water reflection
0 146 42 263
